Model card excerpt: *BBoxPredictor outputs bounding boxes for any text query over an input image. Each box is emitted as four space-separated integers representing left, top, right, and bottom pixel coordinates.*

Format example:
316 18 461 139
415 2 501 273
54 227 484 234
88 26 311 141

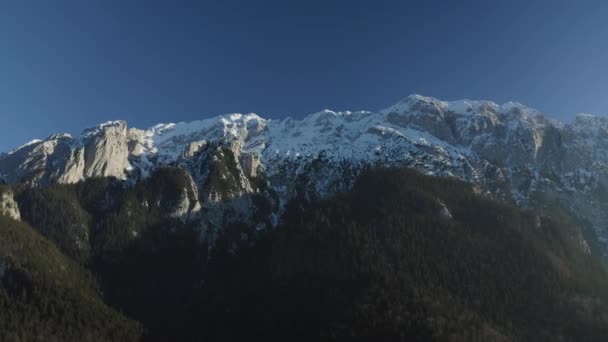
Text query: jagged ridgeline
4 95 608 340
3 95 608 257
2 167 608 340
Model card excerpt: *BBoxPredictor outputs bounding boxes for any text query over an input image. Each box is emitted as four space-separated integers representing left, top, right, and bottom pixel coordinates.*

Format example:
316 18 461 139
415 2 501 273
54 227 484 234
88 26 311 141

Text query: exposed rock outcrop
169 171 202 220
0 134 74 185
58 147 85 184
241 153 260 178
0 122 131 184
0 188 20 221
437 199 452 219
83 121 131 179
7 95 608 255
179 141 207 160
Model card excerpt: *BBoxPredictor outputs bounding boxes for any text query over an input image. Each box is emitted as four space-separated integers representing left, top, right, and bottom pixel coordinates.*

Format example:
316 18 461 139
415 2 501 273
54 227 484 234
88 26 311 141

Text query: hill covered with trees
3 167 608 341
0 214 142 341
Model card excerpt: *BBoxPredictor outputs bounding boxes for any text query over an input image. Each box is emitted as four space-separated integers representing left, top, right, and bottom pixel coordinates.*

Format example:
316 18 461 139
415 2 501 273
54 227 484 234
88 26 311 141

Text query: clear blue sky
2 0 608 151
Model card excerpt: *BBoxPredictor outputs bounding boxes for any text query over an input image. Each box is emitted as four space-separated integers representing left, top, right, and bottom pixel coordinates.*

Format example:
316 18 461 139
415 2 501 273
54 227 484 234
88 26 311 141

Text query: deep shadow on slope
0 214 142 341
201 168 608 342
10 166 608 341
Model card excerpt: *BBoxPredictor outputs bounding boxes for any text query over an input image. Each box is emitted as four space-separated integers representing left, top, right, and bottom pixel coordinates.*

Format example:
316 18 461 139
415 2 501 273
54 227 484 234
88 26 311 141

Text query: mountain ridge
3 94 608 255
5 94 605 157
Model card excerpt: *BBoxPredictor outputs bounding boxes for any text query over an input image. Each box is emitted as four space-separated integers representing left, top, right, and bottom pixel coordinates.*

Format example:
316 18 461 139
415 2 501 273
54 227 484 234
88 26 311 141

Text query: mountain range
2 94 608 255
5 95 608 340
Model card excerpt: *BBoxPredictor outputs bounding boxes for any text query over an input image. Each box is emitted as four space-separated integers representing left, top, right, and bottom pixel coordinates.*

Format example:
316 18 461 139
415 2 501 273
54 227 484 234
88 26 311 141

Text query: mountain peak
6 94 608 254
46 133 74 141
406 94 439 103
380 94 443 114
82 120 127 139
7 139 43 155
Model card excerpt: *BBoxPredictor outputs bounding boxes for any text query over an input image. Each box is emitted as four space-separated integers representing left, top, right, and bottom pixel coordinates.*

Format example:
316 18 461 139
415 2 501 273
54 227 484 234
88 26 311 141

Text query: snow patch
8 139 43 155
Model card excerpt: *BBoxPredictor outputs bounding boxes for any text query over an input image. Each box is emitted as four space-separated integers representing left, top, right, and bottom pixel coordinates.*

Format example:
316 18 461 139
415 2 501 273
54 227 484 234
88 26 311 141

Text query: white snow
82 120 126 138
7 139 43 155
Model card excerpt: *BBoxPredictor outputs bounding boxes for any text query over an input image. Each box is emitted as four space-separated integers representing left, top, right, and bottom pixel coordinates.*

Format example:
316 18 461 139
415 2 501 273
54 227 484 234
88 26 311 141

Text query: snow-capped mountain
3 94 608 254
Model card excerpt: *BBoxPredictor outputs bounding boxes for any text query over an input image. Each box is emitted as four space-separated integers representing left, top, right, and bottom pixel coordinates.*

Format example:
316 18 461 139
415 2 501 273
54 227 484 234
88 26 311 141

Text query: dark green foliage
17 184 93 263
16 168 197 264
76 177 124 216
0 214 142 341
200 168 608 341
7 166 608 341
94 223 208 341
89 168 197 260
6 167 204 340
140 167 195 208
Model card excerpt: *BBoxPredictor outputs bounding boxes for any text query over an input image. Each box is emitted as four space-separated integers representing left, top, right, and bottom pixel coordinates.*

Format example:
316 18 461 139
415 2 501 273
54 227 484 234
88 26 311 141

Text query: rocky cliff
0 188 20 221
4 95 608 254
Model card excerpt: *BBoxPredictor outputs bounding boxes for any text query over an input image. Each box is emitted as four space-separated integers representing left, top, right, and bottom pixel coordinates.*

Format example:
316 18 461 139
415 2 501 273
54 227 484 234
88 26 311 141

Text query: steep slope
0 213 142 341
0 121 131 186
199 168 608 342
12 166 608 341
0 186 20 221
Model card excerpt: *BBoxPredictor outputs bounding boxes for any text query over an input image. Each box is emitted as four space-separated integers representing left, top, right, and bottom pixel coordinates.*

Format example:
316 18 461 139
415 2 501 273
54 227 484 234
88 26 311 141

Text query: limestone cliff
83 121 131 179
0 188 20 221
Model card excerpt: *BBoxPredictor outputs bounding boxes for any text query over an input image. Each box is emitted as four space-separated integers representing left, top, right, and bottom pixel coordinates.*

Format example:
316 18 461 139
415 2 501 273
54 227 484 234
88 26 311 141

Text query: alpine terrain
2 95 608 254
3 95 608 341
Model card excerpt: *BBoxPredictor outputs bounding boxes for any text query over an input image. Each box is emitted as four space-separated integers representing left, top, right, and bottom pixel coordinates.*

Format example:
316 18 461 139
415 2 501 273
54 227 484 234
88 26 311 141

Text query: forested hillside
200 168 608 341
3 167 608 341
0 215 142 341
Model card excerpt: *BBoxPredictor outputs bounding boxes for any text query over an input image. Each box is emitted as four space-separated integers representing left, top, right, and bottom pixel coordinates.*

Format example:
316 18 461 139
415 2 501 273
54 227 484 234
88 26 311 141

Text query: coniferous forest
2 168 608 341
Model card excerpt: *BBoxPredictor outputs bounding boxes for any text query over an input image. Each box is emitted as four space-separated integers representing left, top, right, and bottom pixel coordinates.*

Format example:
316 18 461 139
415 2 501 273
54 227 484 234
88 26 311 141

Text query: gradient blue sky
2 0 608 151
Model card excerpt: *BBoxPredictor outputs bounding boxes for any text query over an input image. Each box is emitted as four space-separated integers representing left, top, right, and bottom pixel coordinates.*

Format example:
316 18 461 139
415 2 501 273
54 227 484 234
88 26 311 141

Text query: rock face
0 189 20 221
0 134 75 185
82 121 131 179
7 95 608 254
58 147 86 184
0 121 131 185
437 199 453 220
169 171 202 220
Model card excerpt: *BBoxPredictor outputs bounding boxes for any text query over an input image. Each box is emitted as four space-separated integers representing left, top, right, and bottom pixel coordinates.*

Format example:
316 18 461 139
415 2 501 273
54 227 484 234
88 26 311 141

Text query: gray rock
0 189 20 221
169 171 202 220
58 147 86 184
83 121 131 179
7 95 608 256
437 199 453 219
